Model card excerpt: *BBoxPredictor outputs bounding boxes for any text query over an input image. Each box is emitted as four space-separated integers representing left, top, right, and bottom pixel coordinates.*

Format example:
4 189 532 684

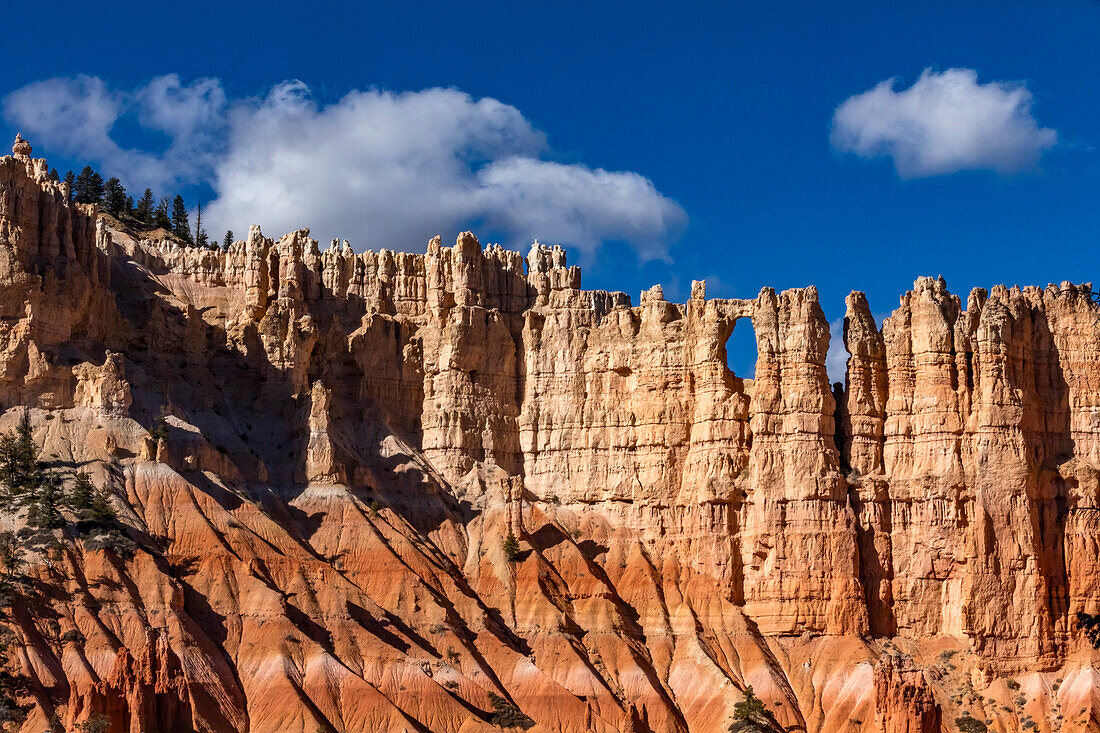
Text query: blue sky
2 1 1098 378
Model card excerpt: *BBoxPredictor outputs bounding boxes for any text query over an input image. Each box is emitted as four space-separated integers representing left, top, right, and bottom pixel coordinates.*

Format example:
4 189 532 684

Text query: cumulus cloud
3 74 225 189
3 75 685 257
831 68 1057 178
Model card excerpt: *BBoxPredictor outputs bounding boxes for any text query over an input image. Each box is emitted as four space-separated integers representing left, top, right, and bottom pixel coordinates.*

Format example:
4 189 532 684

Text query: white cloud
475 157 684 255
3 76 685 258
826 317 847 385
831 68 1057 178
2 74 224 190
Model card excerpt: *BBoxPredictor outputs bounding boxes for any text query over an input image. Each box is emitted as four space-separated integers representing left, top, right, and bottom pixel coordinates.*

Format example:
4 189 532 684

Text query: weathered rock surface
0 138 1098 732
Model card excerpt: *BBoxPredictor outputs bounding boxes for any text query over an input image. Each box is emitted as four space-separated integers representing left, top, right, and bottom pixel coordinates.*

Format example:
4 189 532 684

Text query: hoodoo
0 138 1097 732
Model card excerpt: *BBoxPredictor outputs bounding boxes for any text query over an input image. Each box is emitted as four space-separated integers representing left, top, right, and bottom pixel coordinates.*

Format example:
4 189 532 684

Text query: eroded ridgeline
3 133 1098 674
840 276 1100 668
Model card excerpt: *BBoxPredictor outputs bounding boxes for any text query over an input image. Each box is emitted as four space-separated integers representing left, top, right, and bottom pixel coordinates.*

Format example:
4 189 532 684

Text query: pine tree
0 411 42 508
729 686 774 733
194 201 209 247
0 531 23 601
1078 612 1100 649
125 195 135 217
103 177 127 216
151 406 169 444
171 195 192 243
63 170 75 203
86 485 117 527
28 474 66 529
136 188 155 224
74 166 105 205
71 472 94 513
48 168 59 182
222 230 234 249
502 531 521 561
155 197 172 230
0 412 68 530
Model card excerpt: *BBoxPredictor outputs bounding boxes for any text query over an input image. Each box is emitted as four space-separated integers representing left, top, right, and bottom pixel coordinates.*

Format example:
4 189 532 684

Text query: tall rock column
741 286 867 635
962 286 1059 665
1044 284 1100 637
842 291 895 635
418 233 523 497
880 277 968 640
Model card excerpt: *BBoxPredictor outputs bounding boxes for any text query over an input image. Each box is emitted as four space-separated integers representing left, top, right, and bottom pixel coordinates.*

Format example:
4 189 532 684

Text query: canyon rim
0 134 1097 733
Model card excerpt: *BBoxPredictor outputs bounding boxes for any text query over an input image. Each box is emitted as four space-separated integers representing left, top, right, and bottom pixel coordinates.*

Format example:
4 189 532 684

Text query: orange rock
0 137 1097 732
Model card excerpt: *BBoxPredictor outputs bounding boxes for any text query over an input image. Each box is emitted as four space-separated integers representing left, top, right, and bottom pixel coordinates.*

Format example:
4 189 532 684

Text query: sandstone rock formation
0 137 1098 732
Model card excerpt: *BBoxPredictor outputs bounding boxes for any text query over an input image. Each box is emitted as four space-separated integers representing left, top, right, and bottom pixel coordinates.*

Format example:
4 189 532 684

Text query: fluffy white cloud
3 76 685 258
3 74 224 189
831 68 1057 178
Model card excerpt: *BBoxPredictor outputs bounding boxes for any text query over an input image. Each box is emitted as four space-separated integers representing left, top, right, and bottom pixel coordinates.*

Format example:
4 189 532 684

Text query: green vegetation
0 412 64 528
0 412 134 584
71 472 118 530
502 531 521 561
73 166 104 205
729 685 778 732
103 177 127 216
955 714 987 732
0 533 23 608
1077 612 1100 648
171 195 192 243
75 713 112 733
135 188 155 223
194 201 208 247
58 152 223 245
58 156 219 248
151 406 170 444
154 196 171 229
28 475 66 529
487 693 534 730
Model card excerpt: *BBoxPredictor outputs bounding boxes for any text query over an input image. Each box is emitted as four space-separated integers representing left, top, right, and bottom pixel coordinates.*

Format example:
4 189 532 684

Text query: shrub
955 714 987 733
0 693 26 726
729 685 776 732
76 713 112 733
1077 612 1100 648
83 530 137 559
0 531 24 605
151 407 169 444
60 629 85 644
488 693 534 729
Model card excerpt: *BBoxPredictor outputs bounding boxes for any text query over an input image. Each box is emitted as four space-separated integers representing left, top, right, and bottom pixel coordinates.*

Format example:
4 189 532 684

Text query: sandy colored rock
0 138 1097 732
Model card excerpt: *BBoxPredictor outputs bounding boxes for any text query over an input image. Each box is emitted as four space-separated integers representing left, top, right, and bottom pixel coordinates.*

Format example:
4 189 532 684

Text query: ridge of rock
0 138 1097 732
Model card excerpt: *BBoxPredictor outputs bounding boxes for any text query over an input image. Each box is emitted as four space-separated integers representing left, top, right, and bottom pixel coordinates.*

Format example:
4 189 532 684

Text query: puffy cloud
831 68 1057 178
475 157 685 255
3 74 225 189
3 76 685 258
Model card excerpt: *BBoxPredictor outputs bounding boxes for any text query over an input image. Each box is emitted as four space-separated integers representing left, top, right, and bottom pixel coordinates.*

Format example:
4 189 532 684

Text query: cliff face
0 138 1098 733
